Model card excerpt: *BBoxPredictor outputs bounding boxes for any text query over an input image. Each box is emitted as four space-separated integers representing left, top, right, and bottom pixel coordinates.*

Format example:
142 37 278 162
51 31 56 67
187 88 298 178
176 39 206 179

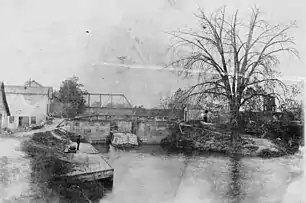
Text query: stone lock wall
117 120 132 132
66 117 172 145
68 120 111 143
136 120 171 144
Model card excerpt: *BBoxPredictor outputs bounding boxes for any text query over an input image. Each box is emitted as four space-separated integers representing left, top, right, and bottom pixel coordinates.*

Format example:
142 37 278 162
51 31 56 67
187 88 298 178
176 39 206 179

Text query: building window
9 116 14 123
31 116 36 124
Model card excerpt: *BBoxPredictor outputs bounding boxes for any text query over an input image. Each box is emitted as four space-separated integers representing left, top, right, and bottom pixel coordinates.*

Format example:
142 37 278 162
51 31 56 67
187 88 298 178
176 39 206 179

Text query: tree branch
245 78 285 88
241 92 280 107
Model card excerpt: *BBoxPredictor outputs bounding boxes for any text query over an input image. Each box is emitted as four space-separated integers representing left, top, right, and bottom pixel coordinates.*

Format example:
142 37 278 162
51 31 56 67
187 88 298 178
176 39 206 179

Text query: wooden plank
61 143 113 181
67 163 113 176
69 153 111 168
69 169 114 181
62 154 113 180
50 129 114 181
60 167 114 181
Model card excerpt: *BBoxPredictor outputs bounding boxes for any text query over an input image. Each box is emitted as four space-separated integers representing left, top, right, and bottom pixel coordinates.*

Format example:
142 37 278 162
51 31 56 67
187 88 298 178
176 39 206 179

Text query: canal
0 137 305 203
94 144 304 203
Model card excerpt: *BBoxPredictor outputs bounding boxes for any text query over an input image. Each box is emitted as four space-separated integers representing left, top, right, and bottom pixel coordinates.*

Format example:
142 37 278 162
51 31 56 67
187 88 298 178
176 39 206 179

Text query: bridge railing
83 93 133 108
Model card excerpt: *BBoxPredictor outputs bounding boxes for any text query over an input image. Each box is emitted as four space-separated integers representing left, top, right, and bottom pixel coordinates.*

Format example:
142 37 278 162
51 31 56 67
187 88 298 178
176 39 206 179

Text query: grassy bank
160 121 293 158
21 131 105 202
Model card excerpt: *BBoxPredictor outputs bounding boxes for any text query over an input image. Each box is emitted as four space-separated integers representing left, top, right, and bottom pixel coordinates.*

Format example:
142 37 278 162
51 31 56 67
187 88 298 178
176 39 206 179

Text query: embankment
160 122 293 158
20 129 105 202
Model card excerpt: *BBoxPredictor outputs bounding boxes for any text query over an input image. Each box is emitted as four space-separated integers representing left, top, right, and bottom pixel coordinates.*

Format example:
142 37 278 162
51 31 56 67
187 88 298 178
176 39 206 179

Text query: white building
4 80 53 130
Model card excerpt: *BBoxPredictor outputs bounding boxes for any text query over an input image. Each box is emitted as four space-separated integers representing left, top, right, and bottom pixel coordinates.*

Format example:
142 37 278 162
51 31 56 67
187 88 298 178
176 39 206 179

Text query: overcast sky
0 0 305 107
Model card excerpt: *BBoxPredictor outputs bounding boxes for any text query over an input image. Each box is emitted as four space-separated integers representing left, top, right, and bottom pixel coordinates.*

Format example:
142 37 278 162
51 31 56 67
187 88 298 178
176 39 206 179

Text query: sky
0 0 305 107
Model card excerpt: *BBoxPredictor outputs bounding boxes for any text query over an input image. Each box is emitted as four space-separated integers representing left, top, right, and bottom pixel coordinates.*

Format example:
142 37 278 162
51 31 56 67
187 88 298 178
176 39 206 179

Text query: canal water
95 144 304 203
0 137 305 203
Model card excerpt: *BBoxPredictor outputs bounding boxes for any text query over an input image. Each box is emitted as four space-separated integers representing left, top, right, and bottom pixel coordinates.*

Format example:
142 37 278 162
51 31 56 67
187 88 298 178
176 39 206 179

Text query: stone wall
67 119 111 143
65 117 171 145
136 120 171 144
117 120 132 132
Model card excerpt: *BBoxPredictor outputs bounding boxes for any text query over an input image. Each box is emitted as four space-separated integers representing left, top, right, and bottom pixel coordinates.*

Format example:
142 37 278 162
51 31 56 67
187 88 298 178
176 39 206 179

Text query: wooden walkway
51 132 114 182
9 120 114 182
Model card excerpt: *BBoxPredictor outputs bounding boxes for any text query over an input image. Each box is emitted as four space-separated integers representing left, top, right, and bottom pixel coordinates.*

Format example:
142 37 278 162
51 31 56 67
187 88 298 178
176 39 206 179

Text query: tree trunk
229 101 241 145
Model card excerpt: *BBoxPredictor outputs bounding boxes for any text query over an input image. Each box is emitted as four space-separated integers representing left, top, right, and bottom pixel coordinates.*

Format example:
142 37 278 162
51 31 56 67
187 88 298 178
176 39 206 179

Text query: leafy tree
167 6 298 140
58 76 87 118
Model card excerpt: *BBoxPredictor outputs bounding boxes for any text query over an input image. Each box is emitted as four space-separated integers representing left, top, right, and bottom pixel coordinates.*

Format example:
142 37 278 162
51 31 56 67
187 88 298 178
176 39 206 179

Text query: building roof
24 80 44 88
0 82 11 115
5 85 53 95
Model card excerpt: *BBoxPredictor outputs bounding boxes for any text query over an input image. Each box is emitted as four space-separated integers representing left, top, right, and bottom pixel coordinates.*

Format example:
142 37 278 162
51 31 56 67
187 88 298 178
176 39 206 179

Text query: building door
19 116 30 128
18 117 23 127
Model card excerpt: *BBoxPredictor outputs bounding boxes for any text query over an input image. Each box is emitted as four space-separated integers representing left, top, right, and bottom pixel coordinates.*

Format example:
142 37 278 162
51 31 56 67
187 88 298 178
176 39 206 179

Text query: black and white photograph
0 0 305 202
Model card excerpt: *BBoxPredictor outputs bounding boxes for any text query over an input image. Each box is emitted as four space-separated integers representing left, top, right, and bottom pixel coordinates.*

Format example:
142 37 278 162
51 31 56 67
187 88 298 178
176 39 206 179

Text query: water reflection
93 144 110 154
227 155 242 203
96 145 303 203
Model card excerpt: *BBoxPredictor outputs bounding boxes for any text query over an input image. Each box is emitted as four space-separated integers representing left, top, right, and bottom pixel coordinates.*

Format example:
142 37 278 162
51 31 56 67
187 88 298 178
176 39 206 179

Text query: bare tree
158 89 187 109
158 90 174 109
167 6 298 140
279 83 304 120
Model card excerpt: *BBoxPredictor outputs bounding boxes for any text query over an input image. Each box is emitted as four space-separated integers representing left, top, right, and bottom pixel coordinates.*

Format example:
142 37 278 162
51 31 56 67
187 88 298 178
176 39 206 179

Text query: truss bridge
82 93 134 120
